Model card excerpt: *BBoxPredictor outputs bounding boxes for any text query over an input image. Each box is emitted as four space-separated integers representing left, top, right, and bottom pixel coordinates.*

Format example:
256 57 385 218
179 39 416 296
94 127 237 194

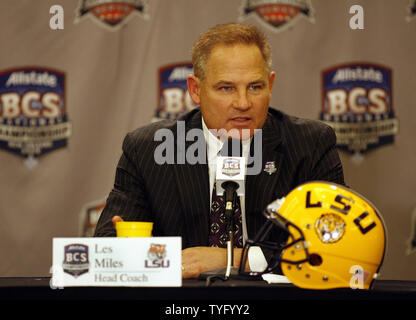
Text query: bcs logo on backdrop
320 63 399 160
75 0 148 30
0 67 71 166
152 63 197 122
239 0 314 32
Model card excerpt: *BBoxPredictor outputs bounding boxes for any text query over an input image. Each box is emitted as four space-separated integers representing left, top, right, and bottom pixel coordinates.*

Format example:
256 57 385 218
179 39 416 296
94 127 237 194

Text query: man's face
188 43 275 140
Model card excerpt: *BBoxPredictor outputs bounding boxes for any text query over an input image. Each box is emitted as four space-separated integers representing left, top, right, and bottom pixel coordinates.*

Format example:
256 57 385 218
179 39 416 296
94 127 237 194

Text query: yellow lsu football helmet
239 181 387 290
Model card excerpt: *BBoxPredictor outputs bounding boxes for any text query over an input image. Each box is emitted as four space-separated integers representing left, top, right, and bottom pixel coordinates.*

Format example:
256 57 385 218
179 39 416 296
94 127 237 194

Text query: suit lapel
172 110 210 246
245 112 285 237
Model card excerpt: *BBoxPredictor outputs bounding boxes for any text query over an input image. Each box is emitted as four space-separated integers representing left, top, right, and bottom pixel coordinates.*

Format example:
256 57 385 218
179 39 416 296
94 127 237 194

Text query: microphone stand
198 138 248 283
224 185 239 278
198 185 240 281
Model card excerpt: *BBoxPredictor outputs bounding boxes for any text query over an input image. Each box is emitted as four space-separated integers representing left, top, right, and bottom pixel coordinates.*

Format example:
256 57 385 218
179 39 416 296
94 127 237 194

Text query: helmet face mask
239 181 387 290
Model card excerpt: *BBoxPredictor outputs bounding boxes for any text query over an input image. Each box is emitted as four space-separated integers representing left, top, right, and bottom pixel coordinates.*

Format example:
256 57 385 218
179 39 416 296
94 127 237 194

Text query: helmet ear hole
309 253 323 266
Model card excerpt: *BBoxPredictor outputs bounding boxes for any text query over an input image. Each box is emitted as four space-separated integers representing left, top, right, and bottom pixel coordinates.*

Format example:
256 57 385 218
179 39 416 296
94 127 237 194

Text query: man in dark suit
94 23 345 278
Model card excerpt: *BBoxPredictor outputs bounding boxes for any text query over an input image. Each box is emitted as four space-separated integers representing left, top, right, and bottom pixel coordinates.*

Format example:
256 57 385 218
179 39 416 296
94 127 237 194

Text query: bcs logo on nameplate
0 67 71 167
63 244 90 277
153 63 197 122
320 63 399 160
240 0 314 32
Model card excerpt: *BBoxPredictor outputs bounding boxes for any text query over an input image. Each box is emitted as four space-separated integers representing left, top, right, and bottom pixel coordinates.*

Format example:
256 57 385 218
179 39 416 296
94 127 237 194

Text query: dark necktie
209 181 243 248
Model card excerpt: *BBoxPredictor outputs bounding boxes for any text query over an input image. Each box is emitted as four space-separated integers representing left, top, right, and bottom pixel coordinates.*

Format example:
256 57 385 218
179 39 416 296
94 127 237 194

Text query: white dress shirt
202 118 268 272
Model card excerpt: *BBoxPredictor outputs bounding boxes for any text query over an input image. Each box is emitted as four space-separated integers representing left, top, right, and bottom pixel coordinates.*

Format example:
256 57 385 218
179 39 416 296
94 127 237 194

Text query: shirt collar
202 116 252 158
202 117 223 156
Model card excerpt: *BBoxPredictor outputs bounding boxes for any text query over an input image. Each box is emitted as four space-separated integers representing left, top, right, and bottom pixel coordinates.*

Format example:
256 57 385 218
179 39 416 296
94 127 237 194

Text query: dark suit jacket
94 108 345 250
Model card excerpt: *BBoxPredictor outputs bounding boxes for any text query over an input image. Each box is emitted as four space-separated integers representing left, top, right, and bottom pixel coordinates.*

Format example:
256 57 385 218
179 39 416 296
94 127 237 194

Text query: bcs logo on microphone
221 158 241 177
144 243 170 268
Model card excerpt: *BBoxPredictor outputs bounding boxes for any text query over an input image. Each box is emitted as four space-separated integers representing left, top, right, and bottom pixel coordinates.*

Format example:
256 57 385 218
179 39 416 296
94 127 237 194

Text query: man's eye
220 86 233 92
249 84 263 90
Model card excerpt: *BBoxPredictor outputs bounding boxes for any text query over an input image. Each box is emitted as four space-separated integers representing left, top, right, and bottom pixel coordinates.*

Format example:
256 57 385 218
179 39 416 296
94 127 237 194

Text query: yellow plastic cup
115 221 153 237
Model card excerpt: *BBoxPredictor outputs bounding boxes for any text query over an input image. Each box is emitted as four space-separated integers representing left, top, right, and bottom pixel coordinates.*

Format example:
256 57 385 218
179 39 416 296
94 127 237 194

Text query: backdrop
0 0 415 280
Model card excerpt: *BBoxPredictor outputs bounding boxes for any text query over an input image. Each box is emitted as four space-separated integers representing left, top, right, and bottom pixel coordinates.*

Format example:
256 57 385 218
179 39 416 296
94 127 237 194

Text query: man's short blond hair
191 23 272 80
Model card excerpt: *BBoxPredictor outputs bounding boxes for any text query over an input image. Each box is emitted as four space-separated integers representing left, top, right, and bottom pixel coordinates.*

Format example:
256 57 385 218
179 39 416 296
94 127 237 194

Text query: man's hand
181 246 246 279
111 215 123 228
111 218 248 279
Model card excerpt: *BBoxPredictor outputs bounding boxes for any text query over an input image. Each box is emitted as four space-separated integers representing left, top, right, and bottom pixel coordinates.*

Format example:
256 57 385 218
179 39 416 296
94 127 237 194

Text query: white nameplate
51 237 182 287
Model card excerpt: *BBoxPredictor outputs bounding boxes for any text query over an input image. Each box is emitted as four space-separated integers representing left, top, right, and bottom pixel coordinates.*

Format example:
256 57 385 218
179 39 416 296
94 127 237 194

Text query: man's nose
234 89 251 110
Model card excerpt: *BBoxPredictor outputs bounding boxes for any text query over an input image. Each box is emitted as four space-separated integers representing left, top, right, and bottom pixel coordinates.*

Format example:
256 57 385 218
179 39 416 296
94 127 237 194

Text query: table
1 277 415 299
1 277 415 317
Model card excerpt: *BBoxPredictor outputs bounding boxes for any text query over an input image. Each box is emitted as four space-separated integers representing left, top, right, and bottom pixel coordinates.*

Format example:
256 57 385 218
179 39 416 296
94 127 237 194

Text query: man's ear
187 75 201 105
268 71 276 97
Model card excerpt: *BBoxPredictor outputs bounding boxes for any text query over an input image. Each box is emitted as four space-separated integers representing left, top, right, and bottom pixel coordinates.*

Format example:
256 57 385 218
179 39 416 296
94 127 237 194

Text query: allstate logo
145 243 170 268
62 244 89 278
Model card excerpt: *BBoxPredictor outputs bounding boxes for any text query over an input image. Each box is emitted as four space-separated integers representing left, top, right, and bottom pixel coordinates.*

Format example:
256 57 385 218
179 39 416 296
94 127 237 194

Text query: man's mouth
231 117 251 122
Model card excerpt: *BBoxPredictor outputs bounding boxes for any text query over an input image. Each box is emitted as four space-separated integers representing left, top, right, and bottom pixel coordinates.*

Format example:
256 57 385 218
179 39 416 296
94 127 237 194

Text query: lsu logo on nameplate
152 63 197 122
239 0 314 32
0 67 71 168
320 63 399 162
75 0 148 30
63 244 90 277
145 243 170 268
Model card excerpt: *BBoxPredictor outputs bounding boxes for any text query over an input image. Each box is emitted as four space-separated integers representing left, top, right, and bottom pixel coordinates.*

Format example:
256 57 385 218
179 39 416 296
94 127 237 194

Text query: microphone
217 138 247 278
199 138 246 282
